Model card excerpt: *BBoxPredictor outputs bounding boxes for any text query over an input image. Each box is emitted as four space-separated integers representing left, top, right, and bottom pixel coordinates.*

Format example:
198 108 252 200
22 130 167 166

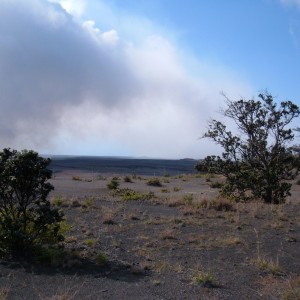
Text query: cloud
280 0 300 9
0 0 135 145
49 0 86 17
0 0 253 158
82 20 119 46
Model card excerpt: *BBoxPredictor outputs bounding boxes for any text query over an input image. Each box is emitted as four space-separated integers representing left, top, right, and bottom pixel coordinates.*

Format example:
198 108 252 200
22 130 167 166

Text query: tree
0 148 64 257
196 93 300 204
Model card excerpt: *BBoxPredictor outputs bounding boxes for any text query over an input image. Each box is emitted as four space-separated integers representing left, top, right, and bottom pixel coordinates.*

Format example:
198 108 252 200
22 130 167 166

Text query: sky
1 0 300 159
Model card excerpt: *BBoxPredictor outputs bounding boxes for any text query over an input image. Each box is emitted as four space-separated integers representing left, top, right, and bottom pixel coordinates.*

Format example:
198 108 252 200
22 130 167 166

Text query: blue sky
0 0 300 158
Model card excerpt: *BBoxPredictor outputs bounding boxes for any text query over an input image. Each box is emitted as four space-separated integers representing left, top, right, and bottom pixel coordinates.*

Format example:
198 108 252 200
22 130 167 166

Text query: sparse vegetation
95 252 108 266
52 195 64 206
114 188 155 201
1 161 299 299
146 177 162 187
83 196 95 207
255 255 282 275
192 269 216 287
124 175 133 183
107 178 120 190
182 193 193 205
84 238 95 247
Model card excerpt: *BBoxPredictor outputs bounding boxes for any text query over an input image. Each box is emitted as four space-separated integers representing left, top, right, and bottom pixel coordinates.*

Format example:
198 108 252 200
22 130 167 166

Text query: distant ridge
49 156 197 176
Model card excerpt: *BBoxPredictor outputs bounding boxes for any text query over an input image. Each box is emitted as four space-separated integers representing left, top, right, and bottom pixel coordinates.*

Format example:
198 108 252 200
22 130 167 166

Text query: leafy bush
146 178 162 187
115 188 155 201
123 175 133 183
107 179 120 190
196 93 300 204
182 194 193 205
0 148 64 258
96 252 108 266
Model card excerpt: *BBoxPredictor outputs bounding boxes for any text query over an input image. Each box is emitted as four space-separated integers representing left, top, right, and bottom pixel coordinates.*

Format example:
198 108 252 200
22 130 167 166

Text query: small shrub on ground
84 239 95 247
96 253 108 266
199 197 234 211
71 199 81 208
124 175 133 183
107 179 120 190
182 194 193 205
147 178 162 187
83 196 95 208
52 195 64 206
192 270 216 287
211 198 234 211
72 175 82 181
114 188 155 201
173 186 182 192
255 256 282 275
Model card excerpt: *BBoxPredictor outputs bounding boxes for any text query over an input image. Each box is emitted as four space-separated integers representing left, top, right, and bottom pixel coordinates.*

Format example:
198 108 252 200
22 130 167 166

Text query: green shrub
96 253 108 266
0 148 64 258
84 196 95 207
147 178 162 187
124 175 133 183
84 239 95 247
113 188 155 201
52 195 64 206
182 194 193 205
192 270 216 287
107 179 120 190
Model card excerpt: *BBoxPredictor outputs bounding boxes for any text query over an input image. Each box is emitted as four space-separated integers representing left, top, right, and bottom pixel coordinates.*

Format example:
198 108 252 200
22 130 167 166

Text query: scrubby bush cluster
107 178 120 190
146 178 162 187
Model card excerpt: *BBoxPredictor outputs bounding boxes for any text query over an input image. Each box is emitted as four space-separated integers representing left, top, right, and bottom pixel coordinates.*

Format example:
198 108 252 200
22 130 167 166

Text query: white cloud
280 0 300 9
49 0 86 17
82 20 119 46
0 0 253 158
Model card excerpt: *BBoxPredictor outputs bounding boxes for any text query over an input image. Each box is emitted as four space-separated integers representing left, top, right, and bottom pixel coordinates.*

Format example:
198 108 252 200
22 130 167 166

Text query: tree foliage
196 93 300 204
0 148 64 257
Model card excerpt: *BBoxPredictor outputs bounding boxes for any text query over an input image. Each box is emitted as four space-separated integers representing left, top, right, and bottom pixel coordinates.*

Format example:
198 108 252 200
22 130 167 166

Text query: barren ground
0 169 299 299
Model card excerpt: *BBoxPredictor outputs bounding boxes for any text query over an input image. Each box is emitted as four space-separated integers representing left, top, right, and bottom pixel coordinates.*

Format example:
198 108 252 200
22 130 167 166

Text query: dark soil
0 169 299 300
